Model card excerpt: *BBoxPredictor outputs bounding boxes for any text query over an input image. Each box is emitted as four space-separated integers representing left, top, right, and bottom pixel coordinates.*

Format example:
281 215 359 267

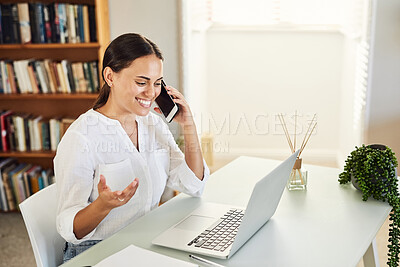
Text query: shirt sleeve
156 119 210 197
54 130 97 244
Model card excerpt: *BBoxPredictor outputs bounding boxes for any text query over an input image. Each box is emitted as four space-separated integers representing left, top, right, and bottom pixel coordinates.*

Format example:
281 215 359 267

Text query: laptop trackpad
174 215 215 232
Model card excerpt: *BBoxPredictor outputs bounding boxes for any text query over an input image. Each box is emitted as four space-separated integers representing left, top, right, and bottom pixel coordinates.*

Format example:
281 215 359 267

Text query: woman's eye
155 82 161 86
136 82 146 86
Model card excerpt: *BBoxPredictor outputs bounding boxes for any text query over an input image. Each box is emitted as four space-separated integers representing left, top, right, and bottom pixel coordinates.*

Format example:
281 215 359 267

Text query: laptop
152 150 300 259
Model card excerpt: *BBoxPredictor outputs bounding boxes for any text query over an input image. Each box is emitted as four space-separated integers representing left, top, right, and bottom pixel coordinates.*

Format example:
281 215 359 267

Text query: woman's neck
97 101 137 125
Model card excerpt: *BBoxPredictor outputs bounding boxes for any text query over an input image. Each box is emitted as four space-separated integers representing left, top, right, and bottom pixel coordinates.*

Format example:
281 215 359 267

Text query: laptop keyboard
187 209 245 252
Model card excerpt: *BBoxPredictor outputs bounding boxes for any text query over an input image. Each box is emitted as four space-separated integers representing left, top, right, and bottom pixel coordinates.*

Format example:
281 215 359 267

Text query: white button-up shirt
54 109 209 244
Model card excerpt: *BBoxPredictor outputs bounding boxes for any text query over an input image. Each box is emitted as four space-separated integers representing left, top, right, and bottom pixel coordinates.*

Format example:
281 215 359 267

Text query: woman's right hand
97 174 139 211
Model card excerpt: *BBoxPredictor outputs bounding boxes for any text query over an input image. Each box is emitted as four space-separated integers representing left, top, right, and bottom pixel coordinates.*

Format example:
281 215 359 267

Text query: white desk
61 156 391 267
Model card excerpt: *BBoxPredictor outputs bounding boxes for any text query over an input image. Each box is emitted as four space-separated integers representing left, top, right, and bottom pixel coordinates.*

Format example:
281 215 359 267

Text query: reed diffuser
278 112 317 190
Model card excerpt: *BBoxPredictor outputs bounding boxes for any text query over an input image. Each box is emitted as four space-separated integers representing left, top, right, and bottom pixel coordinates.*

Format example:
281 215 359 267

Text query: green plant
339 144 399 266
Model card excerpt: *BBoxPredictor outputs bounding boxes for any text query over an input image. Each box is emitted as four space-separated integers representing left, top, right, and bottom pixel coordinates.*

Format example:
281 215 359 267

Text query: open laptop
152 150 299 259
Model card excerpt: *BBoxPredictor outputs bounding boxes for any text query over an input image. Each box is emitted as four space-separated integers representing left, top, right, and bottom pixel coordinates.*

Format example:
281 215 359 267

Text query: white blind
190 0 213 31
212 0 367 33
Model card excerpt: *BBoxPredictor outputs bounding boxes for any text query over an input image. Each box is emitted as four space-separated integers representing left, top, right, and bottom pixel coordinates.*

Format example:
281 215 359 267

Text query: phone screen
155 80 179 122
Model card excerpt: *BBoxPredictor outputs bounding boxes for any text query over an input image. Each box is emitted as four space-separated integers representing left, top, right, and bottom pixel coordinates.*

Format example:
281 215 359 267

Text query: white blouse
54 109 209 244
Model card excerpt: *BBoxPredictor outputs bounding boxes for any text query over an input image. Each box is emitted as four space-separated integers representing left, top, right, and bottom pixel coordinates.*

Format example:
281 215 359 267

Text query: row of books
0 110 74 152
0 59 99 94
0 157 54 211
0 3 96 44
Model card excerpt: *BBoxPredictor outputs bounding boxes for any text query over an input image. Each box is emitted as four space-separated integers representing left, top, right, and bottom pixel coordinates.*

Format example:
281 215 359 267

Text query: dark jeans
63 240 102 263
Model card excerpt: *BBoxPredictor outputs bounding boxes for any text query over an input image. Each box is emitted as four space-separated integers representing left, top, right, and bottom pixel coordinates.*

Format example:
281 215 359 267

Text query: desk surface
62 156 391 267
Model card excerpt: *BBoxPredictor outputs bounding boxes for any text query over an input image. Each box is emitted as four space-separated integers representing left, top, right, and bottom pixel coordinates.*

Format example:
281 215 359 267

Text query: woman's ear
103 66 114 87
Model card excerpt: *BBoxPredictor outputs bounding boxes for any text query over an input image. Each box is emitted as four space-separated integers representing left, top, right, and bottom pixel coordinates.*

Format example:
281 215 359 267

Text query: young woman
55 33 209 262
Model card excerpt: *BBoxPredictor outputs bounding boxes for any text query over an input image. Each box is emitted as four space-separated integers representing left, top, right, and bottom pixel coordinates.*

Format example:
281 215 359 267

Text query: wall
108 0 179 88
337 37 359 166
366 0 400 162
204 29 344 165
107 0 181 135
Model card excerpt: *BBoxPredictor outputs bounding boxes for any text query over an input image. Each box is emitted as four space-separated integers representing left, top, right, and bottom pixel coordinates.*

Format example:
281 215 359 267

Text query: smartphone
155 80 179 123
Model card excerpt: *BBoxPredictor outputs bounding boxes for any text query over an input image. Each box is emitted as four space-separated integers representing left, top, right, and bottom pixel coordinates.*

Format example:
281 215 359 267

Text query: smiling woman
54 33 210 263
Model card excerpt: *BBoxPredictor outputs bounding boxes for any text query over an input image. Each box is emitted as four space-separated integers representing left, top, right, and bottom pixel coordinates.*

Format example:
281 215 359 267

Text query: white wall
203 29 344 164
108 0 179 91
337 37 358 166
366 0 400 162
108 0 181 135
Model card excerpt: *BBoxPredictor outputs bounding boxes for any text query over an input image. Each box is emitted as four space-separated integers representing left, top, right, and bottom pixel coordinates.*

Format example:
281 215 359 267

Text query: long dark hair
93 33 164 110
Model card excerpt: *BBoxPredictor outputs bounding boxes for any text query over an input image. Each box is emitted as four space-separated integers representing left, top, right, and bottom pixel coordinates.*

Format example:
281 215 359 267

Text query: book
58 4 67 43
29 169 40 194
28 3 39 43
43 59 57 93
88 5 96 42
61 60 72 93
6 62 19 94
17 3 31 44
27 61 40 94
71 63 80 92
0 158 17 211
11 163 32 205
0 61 10 94
35 3 46 43
43 5 52 43
66 61 76 93
39 61 52 93
83 62 94 93
75 62 87 92
67 4 76 43
48 3 59 43
0 62 3 93
7 163 25 208
11 4 21 43
0 6 3 44
5 114 16 151
56 62 68 93
0 110 12 152
82 5 90 43
61 118 75 136
90 61 99 92
74 5 80 43
1 4 20 44
77 5 84 43
51 61 62 92
41 119 50 150
15 60 33 93
12 114 26 152
2 162 18 211
34 61 49 93
31 115 43 151
13 61 25 93
49 118 61 151
23 114 32 152
22 164 39 197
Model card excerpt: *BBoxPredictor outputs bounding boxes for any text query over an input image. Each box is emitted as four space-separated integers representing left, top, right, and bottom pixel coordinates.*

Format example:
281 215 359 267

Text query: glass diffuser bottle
287 158 307 190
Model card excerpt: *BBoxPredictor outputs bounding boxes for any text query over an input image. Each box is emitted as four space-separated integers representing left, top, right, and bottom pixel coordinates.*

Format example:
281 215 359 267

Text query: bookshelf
0 0 110 169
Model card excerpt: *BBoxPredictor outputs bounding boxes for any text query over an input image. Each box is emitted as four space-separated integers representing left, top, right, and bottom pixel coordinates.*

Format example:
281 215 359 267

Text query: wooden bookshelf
0 43 101 61
0 151 56 158
0 93 98 100
0 0 110 167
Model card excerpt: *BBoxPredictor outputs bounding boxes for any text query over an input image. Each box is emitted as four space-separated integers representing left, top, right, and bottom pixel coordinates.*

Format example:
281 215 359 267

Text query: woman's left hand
154 86 194 126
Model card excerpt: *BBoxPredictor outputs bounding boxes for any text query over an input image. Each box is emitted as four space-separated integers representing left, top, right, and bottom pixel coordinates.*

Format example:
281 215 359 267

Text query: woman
54 33 209 262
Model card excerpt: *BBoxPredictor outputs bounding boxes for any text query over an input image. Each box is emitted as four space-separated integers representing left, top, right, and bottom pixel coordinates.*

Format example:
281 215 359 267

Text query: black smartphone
155 80 179 123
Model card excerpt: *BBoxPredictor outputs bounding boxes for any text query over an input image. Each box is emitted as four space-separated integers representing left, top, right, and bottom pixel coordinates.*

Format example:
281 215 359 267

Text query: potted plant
339 144 399 266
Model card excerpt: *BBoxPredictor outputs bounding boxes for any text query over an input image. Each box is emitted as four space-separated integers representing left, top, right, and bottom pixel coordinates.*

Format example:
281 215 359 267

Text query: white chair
19 184 65 267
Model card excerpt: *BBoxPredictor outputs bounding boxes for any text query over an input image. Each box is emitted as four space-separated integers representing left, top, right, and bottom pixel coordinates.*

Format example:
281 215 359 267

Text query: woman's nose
144 85 155 98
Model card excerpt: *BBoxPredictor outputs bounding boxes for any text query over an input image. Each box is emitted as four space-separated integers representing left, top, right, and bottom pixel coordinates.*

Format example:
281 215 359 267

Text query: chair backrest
19 184 64 267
